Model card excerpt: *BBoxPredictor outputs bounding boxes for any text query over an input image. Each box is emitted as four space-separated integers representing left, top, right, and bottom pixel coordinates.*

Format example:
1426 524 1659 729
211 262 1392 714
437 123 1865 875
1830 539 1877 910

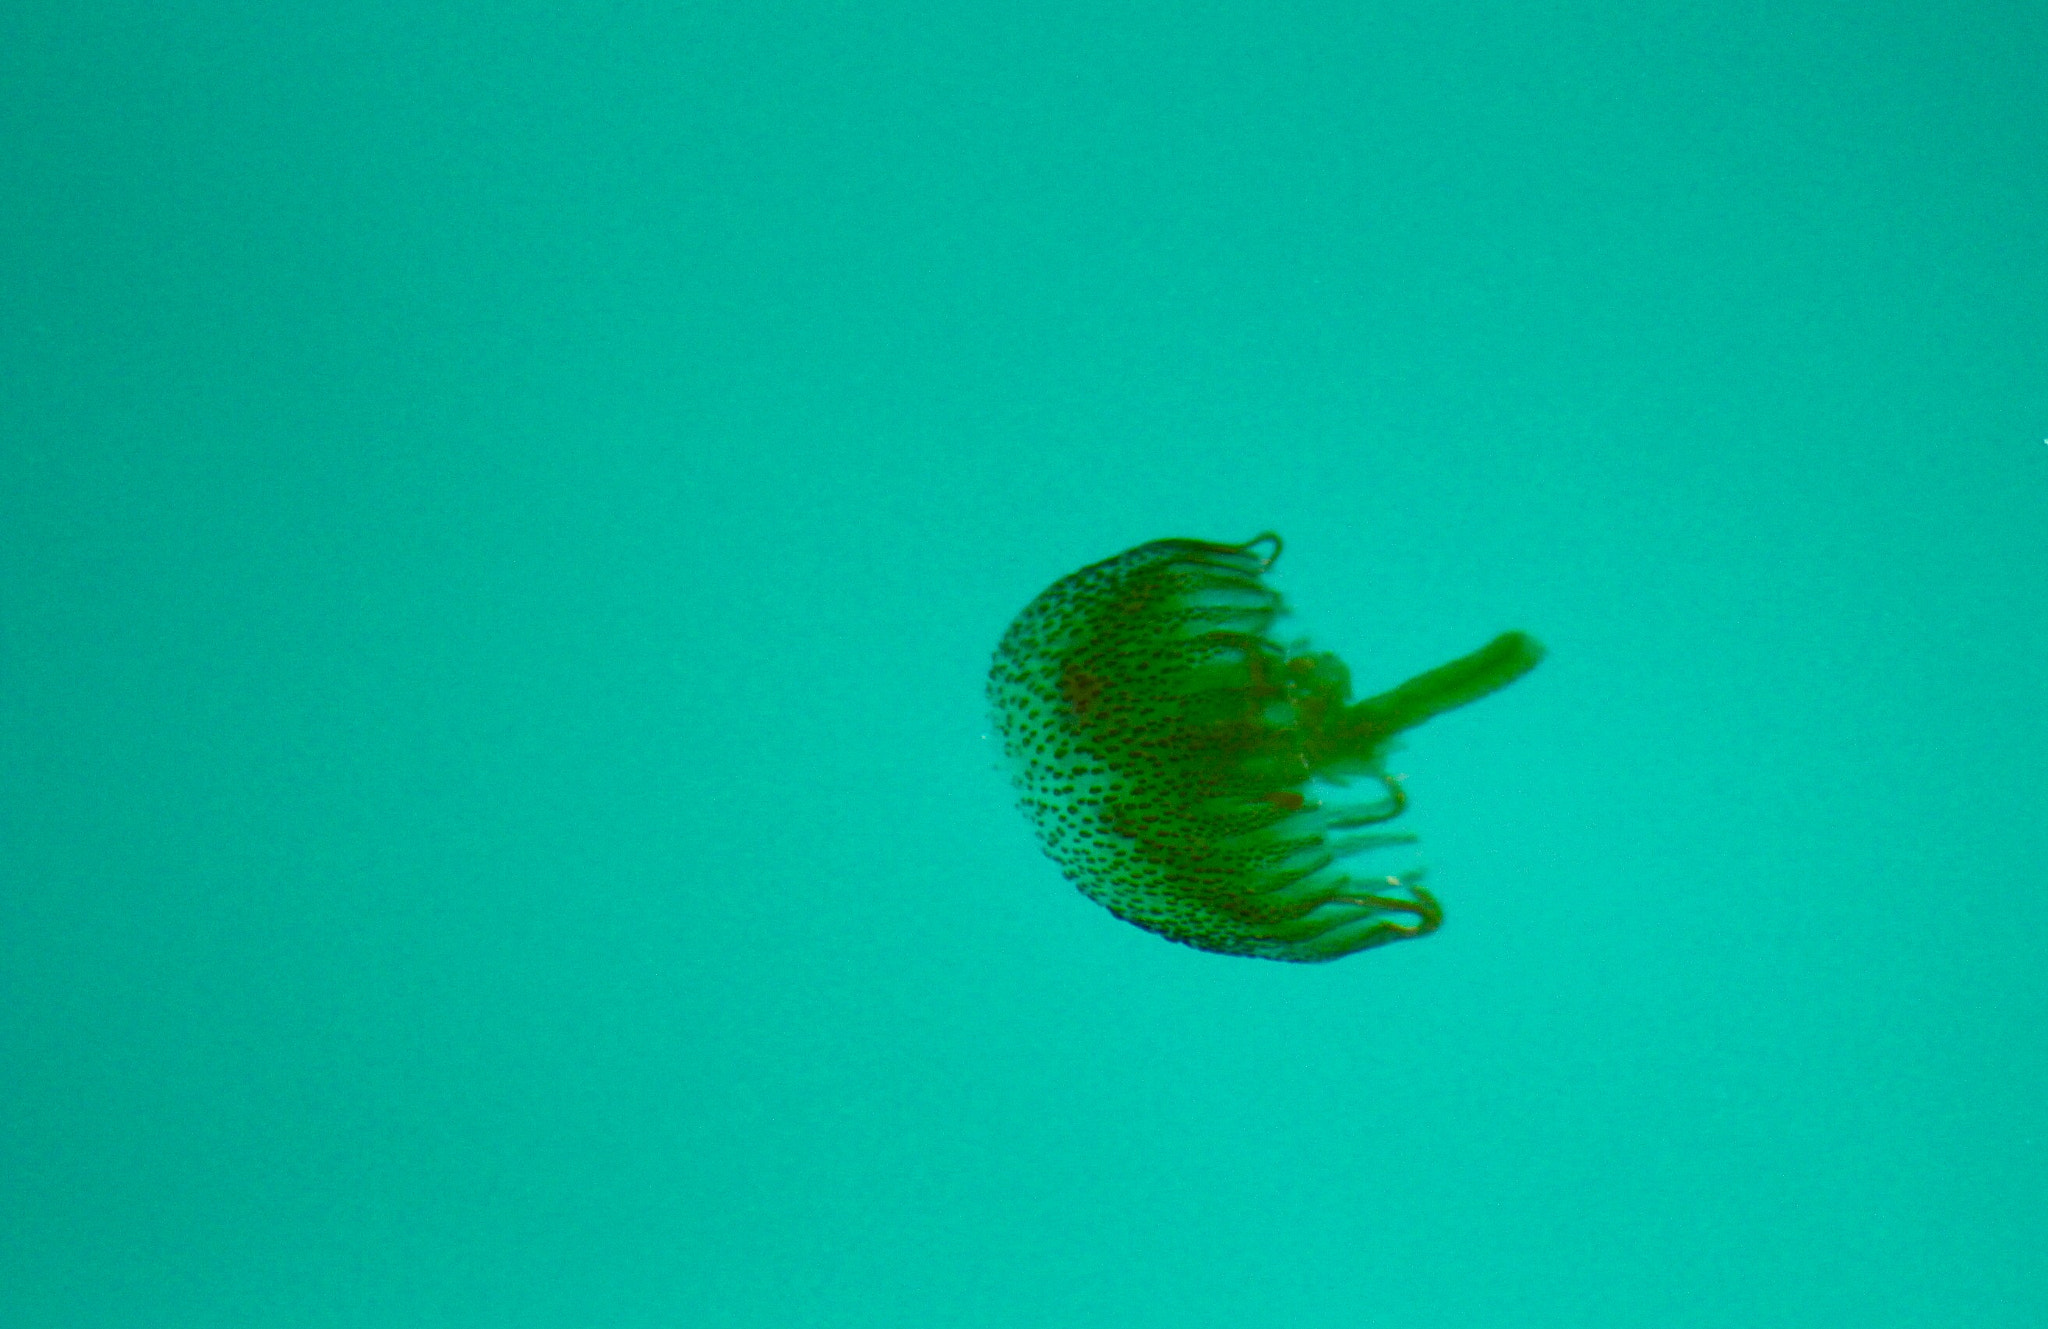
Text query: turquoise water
5 2 2044 1324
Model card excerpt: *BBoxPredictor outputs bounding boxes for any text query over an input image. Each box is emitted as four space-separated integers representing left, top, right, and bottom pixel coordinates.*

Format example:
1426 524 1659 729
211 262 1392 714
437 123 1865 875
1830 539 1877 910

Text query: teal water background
6 2 2045 1324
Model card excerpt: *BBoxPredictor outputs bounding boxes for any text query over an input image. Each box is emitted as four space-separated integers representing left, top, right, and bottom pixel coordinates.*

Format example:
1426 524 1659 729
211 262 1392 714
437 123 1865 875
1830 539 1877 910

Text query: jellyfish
988 533 1543 962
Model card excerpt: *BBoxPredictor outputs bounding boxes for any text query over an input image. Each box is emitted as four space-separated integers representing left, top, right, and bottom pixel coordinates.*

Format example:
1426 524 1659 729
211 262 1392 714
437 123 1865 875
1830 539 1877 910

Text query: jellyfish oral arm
1346 631 1547 742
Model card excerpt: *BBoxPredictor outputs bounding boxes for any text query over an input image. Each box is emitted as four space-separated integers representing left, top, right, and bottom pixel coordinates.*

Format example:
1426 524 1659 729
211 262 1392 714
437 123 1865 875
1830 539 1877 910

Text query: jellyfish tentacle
1338 876 1443 938
1236 531 1282 568
1323 831 1418 861
1285 879 1443 960
1319 773 1408 827
1190 630 1283 663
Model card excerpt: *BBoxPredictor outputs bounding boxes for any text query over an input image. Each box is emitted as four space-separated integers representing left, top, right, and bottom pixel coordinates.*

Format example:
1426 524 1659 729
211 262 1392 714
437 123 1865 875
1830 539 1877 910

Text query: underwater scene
6 1 2045 1325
